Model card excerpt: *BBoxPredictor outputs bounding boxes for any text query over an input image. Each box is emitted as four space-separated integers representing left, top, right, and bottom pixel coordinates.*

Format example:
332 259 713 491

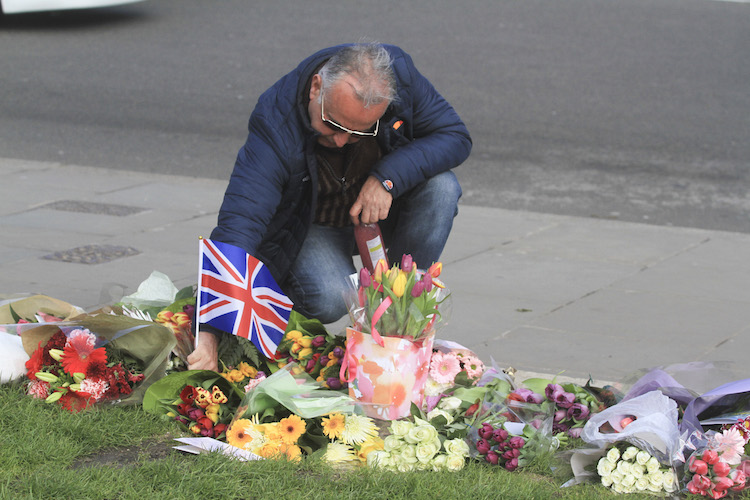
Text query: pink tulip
420 271 433 292
485 450 500 465
714 476 735 492
359 267 371 288
505 457 519 471
730 469 746 491
714 460 731 478
703 449 719 465
475 439 491 455
689 458 709 476
691 474 712 491
400 254 414 273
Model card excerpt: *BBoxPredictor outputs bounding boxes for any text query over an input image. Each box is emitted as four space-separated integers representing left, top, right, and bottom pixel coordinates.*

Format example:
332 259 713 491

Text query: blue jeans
284 170 461 324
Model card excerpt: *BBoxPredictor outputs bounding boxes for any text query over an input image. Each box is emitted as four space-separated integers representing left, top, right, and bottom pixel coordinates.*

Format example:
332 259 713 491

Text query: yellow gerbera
322 413 346 440
226 419 253 450
279 414 306 444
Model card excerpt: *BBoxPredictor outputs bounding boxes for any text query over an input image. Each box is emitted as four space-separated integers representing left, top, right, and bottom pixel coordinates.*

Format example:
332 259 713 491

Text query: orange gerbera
226 419 253 449
322 413 346 440
278 414 306 444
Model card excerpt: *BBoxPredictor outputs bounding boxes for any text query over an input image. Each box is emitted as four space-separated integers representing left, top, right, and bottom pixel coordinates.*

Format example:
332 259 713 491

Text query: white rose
367 450 391 469
622 446 639 461
426 408 454 425
601 475 614 488
662 471 678 493
416 441 441 463
400 444 418 464
630 463 645 478
396 460 416 473
384 435 404 452
606 447 621 463
622 484 636 494
444 438 470 457
621 474 636 488
635 450 651 465
389 420 412 437
616 459 632 475
646 457 661 474
438 396 462 411
647 483 662 493
445 453 466 471
597 457 616 476
613 483 625 494
431 453 448 471
610 470 624 485
648 471 663 488
635 477 650 491
406 423 438 445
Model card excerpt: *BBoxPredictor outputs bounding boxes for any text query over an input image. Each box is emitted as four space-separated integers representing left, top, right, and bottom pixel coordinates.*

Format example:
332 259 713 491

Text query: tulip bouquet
347 255 450 342
596 444 679 494
683 427 749 498
170 383 234 439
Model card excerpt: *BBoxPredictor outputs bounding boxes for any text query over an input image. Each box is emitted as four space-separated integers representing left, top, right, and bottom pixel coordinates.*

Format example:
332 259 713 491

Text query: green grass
0 383 746 500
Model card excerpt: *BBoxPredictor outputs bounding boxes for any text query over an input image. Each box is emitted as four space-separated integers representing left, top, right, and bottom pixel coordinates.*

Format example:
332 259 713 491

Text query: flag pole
194 236 204 346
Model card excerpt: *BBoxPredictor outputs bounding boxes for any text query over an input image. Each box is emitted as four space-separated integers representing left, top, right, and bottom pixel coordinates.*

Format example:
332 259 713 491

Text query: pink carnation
27 380 50 399
429 351 461 385
79 378 110 401
244 373 267 393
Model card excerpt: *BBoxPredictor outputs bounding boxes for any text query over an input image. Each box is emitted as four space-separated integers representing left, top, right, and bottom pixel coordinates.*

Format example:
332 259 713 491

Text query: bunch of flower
25 328 144 412
226 414 307 461
320 412 384 466
507 382 602 439
472 421 530 471
684 427 749 498
350 255 449 340
723 416 750 455
220 361 267 393
154 306 195 363
367 417 470 472
597 444 679 494
169 384 233 439
275 330 347 390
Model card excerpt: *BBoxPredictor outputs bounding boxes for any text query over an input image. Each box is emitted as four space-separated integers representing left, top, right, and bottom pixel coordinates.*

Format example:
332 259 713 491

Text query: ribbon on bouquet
339 298 391 384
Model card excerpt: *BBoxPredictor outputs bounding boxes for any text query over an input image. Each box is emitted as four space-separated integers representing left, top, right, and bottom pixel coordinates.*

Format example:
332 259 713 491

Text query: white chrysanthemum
340 414 378 445
324 441 357 463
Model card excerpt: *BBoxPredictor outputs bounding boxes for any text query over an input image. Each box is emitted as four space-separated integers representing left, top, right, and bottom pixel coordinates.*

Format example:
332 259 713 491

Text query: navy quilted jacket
210 44 472 283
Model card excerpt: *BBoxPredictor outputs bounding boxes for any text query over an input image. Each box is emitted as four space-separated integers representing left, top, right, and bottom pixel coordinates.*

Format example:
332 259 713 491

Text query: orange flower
226 419 253 449
321 413 346 440
278 414 306 445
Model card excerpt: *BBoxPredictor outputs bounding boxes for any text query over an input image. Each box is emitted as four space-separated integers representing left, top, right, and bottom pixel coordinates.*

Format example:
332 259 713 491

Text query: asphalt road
1 0 748 232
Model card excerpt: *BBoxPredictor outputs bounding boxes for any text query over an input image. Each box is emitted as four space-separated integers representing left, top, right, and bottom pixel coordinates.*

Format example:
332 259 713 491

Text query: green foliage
216 333 263 369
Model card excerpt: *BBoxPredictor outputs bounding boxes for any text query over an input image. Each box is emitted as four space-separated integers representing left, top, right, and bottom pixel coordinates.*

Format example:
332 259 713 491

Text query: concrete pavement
2 158 749 389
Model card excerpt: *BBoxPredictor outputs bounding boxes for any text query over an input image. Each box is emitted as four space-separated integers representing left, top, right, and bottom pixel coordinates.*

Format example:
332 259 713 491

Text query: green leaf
8 304 23 323
175 285 195 301
521 378 553 396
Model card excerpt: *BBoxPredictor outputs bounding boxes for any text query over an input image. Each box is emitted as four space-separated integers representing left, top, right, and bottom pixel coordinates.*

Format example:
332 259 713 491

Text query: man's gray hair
318 43 398 108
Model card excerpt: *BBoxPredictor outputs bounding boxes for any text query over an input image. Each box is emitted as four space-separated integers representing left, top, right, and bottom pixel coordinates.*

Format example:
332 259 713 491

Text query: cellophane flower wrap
342 256 451 420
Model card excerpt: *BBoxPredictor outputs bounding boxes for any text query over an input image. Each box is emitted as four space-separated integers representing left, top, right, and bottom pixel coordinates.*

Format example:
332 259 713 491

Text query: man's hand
350 176 392 225
187 330 219 371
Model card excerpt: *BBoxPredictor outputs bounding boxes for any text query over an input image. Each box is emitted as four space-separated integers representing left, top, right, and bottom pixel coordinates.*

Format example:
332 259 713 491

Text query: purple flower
401 254 414 273
410 280 425 298
332 346 345 359
420 271 433 293
545 383 563 402
515 388 544 404
326 377 342 390
479 423 495 440
186 407 204 421
492 428 509 443
509 436 526 449
505 457 519 471
502 449 515 460
182 304 195 319
554 409 567 423
475 438 491 455
567 427 583 439
485 450 500 465
312 335 326 348
566 403 590 422
359 267 371 288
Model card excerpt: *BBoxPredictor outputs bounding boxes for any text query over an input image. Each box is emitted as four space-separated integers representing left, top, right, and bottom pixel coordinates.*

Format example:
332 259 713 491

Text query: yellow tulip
297 336 313 348
286 330 303 341
392 271 407 297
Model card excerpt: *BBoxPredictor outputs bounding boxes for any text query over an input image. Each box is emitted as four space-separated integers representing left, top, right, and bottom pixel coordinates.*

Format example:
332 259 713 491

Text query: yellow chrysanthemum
279 414 306 444
226 419 253 450
322 413 346 440
324 441 357 464
341 414 379 445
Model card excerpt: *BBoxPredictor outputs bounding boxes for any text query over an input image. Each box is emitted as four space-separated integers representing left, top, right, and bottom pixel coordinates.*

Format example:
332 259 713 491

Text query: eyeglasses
320 93 379 137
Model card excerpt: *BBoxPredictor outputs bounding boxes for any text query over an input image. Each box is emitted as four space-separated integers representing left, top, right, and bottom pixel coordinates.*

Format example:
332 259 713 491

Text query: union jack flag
197 238 293 359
